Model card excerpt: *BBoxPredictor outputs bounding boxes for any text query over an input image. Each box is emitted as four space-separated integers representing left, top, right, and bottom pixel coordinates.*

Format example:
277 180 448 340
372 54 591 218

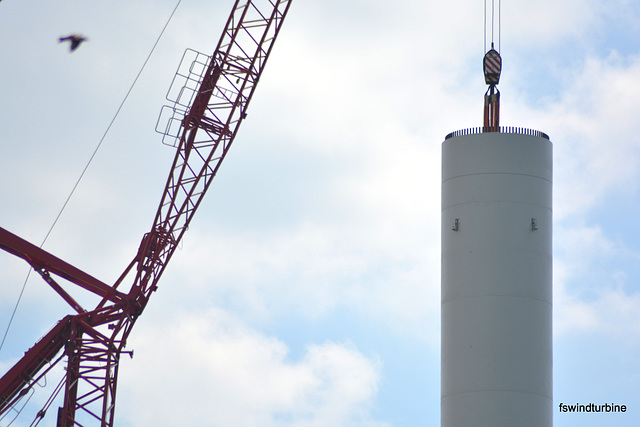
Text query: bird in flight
59 34 88 52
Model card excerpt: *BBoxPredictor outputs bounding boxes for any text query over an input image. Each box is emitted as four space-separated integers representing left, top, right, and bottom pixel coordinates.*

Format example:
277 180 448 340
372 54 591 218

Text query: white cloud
2 0 640 425
118 308 387 427
507 52 640 220
537 48 640 346
554 223 640 339
164 211 440 345
555 280 640 341
504 0 600 48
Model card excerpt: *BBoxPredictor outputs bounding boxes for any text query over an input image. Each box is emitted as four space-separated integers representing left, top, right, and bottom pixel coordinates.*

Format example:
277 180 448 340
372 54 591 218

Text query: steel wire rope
0 352 66 426
29 374 67 427
484 0 486 53
1 388 34 426
491 0 494 46
0 0 183 357
484 0 500 52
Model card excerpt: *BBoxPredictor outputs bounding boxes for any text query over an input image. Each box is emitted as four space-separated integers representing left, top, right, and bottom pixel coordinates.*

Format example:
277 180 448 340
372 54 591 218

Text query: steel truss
0 1 292 425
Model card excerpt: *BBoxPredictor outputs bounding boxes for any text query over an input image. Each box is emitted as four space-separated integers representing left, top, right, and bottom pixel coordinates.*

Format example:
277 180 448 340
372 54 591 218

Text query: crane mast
0 1 292 425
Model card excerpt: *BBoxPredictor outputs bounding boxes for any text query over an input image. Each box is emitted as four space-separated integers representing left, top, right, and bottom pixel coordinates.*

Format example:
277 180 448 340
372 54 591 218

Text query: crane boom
0 316 72 416
134 0 292 303
0 1 292 425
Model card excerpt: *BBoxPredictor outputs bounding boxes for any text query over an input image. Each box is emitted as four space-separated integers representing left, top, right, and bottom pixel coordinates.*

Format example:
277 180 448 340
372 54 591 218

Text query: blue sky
1 0 639 426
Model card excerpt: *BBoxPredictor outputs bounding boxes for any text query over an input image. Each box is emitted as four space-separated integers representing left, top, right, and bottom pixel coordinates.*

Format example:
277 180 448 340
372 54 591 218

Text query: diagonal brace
0 227 124 303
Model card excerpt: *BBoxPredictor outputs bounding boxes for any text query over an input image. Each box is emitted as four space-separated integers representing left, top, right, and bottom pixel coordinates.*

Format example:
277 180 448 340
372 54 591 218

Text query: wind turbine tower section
440 43 553 426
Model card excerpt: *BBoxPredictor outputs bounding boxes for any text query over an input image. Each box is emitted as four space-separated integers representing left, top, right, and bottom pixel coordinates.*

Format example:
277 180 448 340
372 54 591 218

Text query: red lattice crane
0 1 292 425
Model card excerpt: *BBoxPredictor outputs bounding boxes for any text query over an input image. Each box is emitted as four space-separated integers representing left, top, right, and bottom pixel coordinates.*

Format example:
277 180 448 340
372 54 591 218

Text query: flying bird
58 34 87 52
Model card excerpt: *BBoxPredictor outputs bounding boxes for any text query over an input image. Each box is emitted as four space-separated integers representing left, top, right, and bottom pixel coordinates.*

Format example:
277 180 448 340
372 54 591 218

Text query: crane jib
0 1 293 425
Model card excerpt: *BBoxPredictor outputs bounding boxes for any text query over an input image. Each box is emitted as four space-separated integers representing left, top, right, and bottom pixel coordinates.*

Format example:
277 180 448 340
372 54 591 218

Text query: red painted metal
0 1 292 425
483 86 500 131
482 48 501 132
483 48 501 85
0 227 123 304
0 316 73 416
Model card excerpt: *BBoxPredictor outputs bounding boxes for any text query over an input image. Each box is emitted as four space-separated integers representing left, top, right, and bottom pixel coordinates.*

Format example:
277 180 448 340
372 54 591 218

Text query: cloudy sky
1 0 639 426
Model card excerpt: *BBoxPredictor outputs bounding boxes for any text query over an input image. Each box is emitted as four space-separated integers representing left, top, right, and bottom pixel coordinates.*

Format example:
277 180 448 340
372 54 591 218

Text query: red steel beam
0 316 73 414
0 2 293 425
0 227 124 303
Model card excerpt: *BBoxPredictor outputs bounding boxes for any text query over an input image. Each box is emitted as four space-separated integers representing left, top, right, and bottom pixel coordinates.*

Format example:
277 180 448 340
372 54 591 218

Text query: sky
0 0 639 426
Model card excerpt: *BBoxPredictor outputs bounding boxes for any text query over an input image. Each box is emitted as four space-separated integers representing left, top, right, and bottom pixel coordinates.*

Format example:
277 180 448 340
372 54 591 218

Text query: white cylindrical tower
441 129 552 427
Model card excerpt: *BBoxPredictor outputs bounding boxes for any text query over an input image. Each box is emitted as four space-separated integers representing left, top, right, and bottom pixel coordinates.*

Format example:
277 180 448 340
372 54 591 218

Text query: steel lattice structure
0 1 292 425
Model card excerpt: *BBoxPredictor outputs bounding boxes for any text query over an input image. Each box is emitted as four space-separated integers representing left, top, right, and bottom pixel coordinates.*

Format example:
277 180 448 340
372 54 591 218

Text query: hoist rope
491 0 495 46
484 0 486 53
29 374 66 427
484 0 501 52
0 0 183 357
499 0 501 52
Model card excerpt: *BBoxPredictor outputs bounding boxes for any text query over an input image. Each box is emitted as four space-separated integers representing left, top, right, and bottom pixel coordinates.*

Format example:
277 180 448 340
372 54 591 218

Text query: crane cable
0 0 183 357
484 0 501 53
